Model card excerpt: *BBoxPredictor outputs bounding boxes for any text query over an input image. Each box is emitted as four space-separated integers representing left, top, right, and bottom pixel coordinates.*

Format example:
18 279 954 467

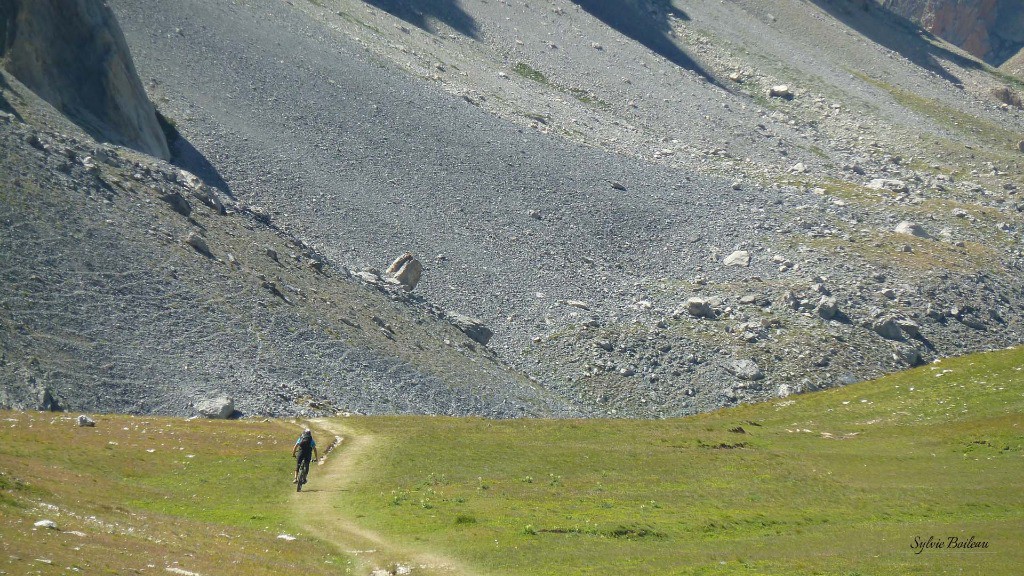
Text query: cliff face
0 0 169 159
881 0 1024 65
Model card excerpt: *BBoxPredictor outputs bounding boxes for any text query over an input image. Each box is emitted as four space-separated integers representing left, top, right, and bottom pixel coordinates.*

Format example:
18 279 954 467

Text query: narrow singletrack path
290 419 475 576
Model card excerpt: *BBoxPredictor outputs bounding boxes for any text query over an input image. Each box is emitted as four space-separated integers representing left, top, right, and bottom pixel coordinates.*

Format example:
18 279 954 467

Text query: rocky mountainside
0 76 567 417
2 0 1023 418
881 0 1024 66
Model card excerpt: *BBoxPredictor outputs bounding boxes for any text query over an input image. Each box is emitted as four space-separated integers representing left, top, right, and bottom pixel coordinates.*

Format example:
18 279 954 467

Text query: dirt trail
290 419 476 576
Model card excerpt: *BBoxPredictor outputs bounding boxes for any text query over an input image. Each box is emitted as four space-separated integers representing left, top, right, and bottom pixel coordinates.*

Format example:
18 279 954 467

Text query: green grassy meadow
334 347 1024 575
1 345 1022 575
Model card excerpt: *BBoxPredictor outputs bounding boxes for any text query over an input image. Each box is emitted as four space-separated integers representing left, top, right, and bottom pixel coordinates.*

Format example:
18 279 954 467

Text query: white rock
34 520 58 530
723 250 751 267
77 414 95 427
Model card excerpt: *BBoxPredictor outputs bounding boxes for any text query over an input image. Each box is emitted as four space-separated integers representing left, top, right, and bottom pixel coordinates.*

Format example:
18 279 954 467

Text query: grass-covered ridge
333 346 1024 575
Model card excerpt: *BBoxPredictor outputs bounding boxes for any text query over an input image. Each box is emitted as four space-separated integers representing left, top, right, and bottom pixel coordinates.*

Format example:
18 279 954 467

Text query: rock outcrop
0 0 169 159
881 0 1024 65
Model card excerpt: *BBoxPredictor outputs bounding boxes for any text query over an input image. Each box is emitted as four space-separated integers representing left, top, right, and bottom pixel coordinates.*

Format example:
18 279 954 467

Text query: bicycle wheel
297 460 308 492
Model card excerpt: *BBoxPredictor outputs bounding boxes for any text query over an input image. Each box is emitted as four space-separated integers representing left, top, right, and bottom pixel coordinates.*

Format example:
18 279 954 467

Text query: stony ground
3 0 1024 417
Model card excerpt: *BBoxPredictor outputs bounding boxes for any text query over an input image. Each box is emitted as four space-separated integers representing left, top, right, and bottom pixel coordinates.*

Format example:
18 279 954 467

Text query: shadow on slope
805 0 984 87
569 0 716 84
360 0 478 39
156 110 234 197
0 74 24 121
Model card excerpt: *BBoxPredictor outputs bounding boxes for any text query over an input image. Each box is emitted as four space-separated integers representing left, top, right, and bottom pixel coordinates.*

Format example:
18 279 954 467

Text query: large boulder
0 0 170 159
196 394 235 419
385 252 423 291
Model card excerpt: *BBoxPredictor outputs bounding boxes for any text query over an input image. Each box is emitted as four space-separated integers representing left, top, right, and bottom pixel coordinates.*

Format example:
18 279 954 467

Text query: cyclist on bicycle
292 429 319 483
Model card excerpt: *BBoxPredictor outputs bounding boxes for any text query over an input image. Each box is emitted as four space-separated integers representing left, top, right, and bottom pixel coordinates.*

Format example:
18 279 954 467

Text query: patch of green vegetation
566 87 609 108
510 62 610 110
513 61 548 84
333 346 1024 575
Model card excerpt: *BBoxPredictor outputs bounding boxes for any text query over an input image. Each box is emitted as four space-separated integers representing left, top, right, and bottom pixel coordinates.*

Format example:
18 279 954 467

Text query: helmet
302 429 312 437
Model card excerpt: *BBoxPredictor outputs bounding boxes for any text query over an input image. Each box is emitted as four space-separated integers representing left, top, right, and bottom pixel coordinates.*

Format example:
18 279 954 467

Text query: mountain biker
292 428 319 484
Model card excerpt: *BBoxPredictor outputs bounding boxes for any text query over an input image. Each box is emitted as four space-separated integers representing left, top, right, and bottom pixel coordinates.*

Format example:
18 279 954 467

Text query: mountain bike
296 458 310 492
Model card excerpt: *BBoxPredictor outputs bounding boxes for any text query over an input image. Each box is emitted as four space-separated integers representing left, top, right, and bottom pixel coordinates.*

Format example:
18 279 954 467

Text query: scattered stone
684 297 715 319
449 313 493 345
177 169 203 189
77 414 95 427
894 221 930 239
160 191 192 218
725 358 764 381
739 294 759 305
1018 140 1024 153
925 303 945 321
34 520 58 530
190 184 226 214
781 290 801 310
723 250 750 267
816 296 839 320
595 339 613 352
265 247 280 263
249 205 272 224
565 300 590 310
767 85 793 100
353 271 381 284
897 318 921 338
276 534 297 541
867 179 908 193
385 252 423 291
892 343 921 366
610 181 627 191
871 316 903 340
196 394 235 419
185 232 213 257
788 162 807 174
